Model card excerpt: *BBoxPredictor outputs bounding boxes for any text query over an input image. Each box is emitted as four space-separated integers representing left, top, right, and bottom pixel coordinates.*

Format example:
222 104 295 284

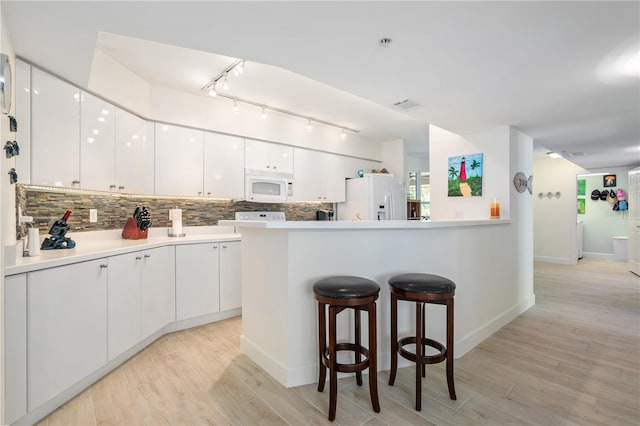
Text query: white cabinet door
154 124 204 196
140 247 174 339
175 243 220 320
107 252 142 361
5 274 27 425
115 108 155 194
220 241 241 311
28 259 108 410
31 68 80 187
15 59 31 184
245 139 293 174
269 143 294 174
204 132 244 198
293 148 345 202
80 91 116 191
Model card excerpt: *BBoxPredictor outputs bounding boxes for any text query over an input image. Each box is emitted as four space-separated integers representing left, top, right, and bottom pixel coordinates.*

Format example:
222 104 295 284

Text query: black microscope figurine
41 210 76 250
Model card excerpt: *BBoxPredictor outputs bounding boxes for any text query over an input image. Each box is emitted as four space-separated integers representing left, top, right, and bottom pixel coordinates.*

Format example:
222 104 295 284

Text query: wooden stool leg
446 297 457 400
368 302 380 412
355 307 363 386
328 305 338 421
415 301 423 411
317 301 327 392
388 293 398 386
421 304 426 378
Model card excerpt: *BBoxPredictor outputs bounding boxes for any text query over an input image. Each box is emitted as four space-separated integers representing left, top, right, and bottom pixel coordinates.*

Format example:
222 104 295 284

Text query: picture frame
603 174 616 188
448 153 483 197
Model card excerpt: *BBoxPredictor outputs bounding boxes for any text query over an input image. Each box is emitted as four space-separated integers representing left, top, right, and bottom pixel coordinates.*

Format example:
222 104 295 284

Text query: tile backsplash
16 185 333 239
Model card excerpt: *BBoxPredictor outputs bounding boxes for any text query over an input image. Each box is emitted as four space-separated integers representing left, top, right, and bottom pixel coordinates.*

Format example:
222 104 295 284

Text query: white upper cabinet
204 132 244 198
80 91 116 191
154 124 204 197
15 60 31 184
31 68 80 187
245 139 293 174
115 108 154 194
293 148 346 202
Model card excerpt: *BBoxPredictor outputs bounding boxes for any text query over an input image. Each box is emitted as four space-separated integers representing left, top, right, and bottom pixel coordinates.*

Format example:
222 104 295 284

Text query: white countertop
5 228 240 276
219 218 511 229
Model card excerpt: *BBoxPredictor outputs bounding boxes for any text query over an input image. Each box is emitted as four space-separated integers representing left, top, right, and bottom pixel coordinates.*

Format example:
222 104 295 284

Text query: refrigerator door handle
387 192 393 220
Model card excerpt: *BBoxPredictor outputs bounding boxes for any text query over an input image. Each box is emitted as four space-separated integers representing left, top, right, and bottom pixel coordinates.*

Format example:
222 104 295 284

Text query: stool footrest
398 336 446 365
322 343 371 373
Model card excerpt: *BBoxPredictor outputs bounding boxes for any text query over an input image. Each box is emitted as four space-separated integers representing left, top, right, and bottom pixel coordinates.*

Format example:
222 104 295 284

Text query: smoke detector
378 37 392 47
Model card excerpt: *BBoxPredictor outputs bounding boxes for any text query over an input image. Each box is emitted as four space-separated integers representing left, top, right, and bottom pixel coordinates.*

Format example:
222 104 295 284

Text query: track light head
208 86 217 97
223 74 229 90
307 119 313 132
341 129 346 139
233 99 239 113
261 107 268 120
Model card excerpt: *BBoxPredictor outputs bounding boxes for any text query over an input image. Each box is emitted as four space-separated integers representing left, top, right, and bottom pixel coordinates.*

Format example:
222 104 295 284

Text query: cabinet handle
118 186 125 190
222 245 227 249
207 192 211 197
144 254 151 258
198 191 202 196
100 264 108 268
109 184 116 189
136 256 142 260
72 180 80 185
213 245 218 249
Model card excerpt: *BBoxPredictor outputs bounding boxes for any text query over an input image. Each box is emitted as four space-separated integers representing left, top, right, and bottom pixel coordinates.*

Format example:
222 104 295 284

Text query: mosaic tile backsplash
16 185 333 239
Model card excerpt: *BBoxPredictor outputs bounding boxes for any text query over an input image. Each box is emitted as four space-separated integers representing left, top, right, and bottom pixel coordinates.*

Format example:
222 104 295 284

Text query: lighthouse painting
448 153 483 197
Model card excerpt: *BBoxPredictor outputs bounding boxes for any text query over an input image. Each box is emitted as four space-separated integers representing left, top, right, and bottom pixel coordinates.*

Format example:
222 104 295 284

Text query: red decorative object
121 217 148 240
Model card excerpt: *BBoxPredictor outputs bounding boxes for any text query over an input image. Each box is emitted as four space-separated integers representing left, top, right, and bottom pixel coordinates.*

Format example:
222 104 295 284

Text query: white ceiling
2 1 639 170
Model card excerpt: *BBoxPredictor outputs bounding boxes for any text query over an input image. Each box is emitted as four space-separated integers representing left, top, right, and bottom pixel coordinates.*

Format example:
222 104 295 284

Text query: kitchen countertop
219 218 511 229
5 227 240 276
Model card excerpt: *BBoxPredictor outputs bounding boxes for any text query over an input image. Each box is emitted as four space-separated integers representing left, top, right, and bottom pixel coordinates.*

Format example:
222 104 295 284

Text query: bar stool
387 273 456 411
314 276 381 421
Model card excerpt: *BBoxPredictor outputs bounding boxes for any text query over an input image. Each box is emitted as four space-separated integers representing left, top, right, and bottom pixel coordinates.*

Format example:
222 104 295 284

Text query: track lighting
233 99 239 113
307 119 313 132
222 74 229 91
261 107 268 120
341 128 346 139
233 60 245 76
208 86 217 97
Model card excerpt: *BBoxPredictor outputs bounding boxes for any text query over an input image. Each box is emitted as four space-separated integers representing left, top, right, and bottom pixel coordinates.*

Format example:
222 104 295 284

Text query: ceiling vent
393 99 421 111
562 151 585 157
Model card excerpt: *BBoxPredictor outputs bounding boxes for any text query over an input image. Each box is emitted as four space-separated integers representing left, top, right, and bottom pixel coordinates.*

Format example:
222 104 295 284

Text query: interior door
629 169 640 276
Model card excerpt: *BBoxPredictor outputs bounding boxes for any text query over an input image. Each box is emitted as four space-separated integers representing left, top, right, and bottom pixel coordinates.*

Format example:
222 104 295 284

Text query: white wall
1 7 16 423
87 50 383 161
533 156 587 264
381 138 406 178
88 49 151 117
577 168 631 256
429 125 511 220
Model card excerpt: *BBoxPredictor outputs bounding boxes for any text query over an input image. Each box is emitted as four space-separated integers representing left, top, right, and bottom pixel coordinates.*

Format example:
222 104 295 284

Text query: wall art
448 153 483 197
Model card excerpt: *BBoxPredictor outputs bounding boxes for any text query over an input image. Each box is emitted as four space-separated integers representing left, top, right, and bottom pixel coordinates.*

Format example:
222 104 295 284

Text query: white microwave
245 172 293 203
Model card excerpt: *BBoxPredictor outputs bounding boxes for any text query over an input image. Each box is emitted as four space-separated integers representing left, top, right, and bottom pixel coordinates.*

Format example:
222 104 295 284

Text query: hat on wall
616 189 627 200
600 189 609 200
607 190 617 204
590 189 601 200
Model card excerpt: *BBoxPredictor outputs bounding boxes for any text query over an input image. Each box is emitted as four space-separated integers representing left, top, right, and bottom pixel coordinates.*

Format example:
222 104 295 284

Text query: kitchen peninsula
220 218 535 388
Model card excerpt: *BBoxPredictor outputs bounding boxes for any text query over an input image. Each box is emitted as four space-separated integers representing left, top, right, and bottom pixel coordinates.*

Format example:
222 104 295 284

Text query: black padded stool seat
313 276 381 421
314 276 381 299
388 273 456 411
388 273 456 294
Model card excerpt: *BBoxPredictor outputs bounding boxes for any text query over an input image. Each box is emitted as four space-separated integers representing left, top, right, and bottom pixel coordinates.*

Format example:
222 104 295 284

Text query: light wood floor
35 258 639 425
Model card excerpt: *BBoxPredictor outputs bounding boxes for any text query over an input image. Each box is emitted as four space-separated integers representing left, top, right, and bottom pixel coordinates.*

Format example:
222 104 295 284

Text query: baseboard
166 308 241 333
455 295 536 358
582 252 614 259
534 256 578 265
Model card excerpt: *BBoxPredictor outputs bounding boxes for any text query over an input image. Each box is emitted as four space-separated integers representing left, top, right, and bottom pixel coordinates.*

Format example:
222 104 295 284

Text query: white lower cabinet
176 243 221 320
28 259 108 410
176 241 241 320
220 241 242 311
107 252 142 361
140 247 175 338
108 246 174 360
5 274 27 425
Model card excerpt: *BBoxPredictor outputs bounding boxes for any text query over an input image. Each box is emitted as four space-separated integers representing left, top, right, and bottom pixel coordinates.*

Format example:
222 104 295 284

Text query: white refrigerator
338 174 406 220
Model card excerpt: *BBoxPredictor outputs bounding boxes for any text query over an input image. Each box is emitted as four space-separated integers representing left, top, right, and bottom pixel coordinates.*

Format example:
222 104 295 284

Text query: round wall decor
513 172 527 193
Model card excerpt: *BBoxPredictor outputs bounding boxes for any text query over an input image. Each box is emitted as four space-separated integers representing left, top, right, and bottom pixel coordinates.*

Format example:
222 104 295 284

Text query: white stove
234 211 286 221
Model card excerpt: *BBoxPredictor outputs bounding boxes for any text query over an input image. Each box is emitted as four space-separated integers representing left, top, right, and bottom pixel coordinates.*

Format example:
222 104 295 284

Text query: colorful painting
577 179 586 196
603 174 616 187
577 198 586 214
448 153 483 197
